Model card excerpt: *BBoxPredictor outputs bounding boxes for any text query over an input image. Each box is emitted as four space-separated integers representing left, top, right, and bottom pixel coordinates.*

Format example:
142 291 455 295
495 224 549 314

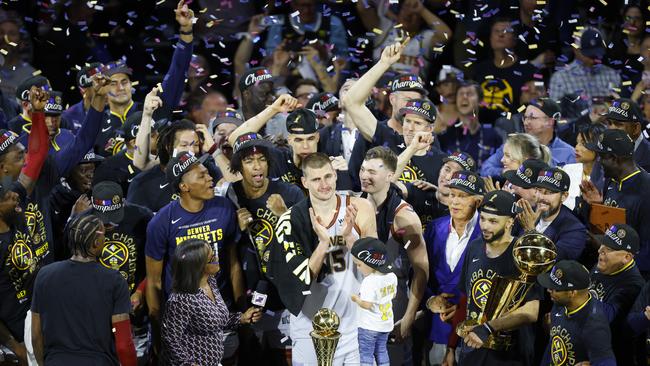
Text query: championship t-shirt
356 272 398 333
473 60 538 113
145 197 240 306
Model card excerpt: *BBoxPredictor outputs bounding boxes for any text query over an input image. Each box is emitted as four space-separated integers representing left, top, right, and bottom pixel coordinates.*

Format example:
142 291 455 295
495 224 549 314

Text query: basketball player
267 153 377 366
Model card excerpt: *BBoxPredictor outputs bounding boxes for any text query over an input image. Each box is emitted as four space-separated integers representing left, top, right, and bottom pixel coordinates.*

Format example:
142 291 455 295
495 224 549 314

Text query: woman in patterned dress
162 239 262 365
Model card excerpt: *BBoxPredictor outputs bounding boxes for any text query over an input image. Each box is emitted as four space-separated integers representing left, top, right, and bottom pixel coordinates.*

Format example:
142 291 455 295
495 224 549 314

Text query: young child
350 237 398 366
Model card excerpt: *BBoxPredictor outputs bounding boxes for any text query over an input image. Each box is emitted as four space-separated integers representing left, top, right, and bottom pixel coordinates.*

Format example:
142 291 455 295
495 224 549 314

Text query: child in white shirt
351 237 398 366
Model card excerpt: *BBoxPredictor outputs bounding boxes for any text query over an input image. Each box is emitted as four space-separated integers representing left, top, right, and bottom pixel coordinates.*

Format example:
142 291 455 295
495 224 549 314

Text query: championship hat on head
580 28 606 60
0 130 21 156
306 92 340 115
480 190 521 217
209 110 244 135
351 237 393 273
584 129 634 157
79 150 104 164
603 98 643 123
102 60 132 77
77 62 103 88
232 132 275 156
239 67 274 92
503 159 549 189
390 73 428 95
527 98 561 120
44 91 64 115
595 223 639 254
398 99 437 123
91 181 125 224
16 75 49 102
442 151 476 172
447 170 484 195
120 111 143 141
537 260 590 291
166 152 209 192
535 167 570 193
286 108 319 134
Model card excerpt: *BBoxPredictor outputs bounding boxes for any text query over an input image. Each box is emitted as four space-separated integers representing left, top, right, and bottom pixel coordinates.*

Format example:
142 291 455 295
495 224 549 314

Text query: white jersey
290 191 361 344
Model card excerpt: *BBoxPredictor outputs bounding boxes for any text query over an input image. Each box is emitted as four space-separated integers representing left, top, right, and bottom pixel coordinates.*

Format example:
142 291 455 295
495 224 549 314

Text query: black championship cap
44 91 63 115
447 170 484 196
232 132 274 155
596 223 639 254
390 74 428 95
80 150 105 164
535 167 570 193
528 98 561 120
103 60 132 77
77 62 103 88
580 28 606 60
584 129 634 157
286 108 319 134
0 130 21 156
166 152 209 192
398 99 436 123
239 67 274 92
480 190 520 217
91 181 125 224
442 151 477 172
537 260 590 291
351 237 393 273
15 75 49 101
306 92 340 114
603 98 643 123
503 159 549 189
120 111 143 141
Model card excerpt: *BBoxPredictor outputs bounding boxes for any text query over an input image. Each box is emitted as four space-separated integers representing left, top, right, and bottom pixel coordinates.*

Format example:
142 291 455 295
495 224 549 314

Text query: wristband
180 29 193 35
207 143 218 155
471 323 493 344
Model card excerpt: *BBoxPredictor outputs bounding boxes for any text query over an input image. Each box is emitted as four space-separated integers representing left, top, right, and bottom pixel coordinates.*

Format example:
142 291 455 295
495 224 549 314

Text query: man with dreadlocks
31 214 137 365
145 151 241 362
226 132 303 365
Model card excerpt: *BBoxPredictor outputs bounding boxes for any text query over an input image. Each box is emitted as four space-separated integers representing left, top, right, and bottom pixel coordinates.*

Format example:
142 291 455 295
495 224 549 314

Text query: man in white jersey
267 152 377 365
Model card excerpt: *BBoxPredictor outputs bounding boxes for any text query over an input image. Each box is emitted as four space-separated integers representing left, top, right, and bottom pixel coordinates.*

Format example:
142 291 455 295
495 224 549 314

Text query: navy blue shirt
438 122 502 169
145 197 240 306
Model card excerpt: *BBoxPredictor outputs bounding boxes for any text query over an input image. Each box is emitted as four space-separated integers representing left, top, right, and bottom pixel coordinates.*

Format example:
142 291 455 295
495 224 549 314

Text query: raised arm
18 87 50 196
134 87 163 170
393 131 432 183
227 95 299 146
341 40 406 141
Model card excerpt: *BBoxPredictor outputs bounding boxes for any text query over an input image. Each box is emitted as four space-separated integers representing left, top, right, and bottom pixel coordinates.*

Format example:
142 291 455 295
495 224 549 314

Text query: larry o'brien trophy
457 233 557 350
311 308 341 366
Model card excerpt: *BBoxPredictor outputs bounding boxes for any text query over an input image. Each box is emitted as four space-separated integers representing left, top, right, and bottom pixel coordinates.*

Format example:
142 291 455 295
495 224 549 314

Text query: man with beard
503 159 549 207
266 153 376 365
424 171 484 365
451 190 540 366
343 40 432 189
226 133 303 365
515 167 587 261
601 98 650 172
537 260 616 366
49 151 104 259
145 151 242 361
0 87 51 364
580 129 650 278
358 146 429 364
590 224 644 365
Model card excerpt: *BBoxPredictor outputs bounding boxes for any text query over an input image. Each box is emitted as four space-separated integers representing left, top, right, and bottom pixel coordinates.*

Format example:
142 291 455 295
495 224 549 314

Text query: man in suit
602 98 650 172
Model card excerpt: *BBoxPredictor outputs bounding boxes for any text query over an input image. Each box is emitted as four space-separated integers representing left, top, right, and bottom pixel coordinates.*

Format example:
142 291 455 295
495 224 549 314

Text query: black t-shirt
93 150 141 197
229 179 304 310
438 123 502 168
48 183 83 261
31 260 131 366
405 185 448 230
269 147 353 191
126 166 178 213
473 60 538 113
0 183 50 341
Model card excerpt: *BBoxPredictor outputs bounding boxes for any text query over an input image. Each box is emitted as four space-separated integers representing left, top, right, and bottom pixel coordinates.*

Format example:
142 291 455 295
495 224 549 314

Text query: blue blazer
424 215 482 343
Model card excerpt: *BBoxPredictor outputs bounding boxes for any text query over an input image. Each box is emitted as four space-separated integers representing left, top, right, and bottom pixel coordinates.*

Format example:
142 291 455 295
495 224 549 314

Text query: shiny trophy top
512 233 557 277
312 308 340 335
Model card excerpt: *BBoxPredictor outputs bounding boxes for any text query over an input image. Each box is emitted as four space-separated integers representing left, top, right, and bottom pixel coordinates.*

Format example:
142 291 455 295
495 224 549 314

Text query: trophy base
310 330 341 366
456 319 513 351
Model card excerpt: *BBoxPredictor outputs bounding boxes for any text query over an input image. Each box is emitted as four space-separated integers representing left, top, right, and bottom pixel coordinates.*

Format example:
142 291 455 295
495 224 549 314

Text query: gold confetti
528 44 538 49
464 62 472 68
99 33 109 37
32 70 42 76
506 112 512 119
209 74 218 79
372 28 383 35
199 8 208 13
53 27 62 31
598 0 606 5
0 49 7 55
485 75 494 80
132 81 140 86
517 105 526 113
622 80 632 86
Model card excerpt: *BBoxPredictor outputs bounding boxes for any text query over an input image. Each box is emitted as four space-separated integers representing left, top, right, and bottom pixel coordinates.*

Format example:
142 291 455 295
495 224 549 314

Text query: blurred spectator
494 80 547 140
513 0 559 72
187 89 229 126
607 5 646 97
432 66 463 134
0 11 35 98
291 79 320 107
481 132 551 177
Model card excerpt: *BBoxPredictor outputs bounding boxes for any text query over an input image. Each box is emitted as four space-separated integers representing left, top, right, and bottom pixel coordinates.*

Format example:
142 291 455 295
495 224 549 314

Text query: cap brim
446 182 481 196
533 181 565 193
233 139 275 156
393 86 428 96
105 67 133 77
583 141 607 154
581 48 606 59
537 272 563 290
94 206 125 225
399 109 434 123
503 170 533 189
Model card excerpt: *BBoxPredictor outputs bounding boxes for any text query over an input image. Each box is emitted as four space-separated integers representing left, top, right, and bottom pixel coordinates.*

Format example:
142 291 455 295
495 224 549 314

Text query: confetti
280 336 289 344
302 290 311 295
0 49 7 55
372 28 383 35
404 240 411 250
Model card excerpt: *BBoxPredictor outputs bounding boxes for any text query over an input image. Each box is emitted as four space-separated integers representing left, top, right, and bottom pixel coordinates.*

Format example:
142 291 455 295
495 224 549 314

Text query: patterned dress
162 276 241 365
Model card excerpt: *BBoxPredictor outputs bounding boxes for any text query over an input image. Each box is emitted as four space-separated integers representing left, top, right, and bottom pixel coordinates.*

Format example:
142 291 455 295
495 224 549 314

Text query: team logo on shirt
100 241 129 270
603 197 619 207
25 202 47 246
399 163 425 183
471 278 492 310
10 239 33 271
550 325 575 365
480 78 514 112
100 232 138 290
550 335 568 365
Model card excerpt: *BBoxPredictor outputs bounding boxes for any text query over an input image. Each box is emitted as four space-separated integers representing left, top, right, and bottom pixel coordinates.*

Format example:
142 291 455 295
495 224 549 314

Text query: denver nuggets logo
468 175 477 183
100 241 129 270
250 219 274 253
471 278 492 309
55 95 62 104
466 157 475 169
621 102 630 110
524 168 533 177
423 103 431 110
399 165 419 183
550 335 567 365
554 269 563 279
553 172 562 180
112 195 121 204
11 241 33 271
616 229 626 238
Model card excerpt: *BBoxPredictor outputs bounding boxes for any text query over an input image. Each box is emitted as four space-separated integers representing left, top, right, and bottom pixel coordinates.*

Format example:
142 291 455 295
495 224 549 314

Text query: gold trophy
457 233 557 350
310 308 341 366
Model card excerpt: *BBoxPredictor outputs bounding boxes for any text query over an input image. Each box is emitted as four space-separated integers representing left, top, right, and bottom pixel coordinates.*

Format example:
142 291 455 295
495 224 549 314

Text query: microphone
251 280 269 308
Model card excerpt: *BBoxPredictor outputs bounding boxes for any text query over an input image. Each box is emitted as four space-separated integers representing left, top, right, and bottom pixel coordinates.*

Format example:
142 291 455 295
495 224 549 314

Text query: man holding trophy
452 190 552 366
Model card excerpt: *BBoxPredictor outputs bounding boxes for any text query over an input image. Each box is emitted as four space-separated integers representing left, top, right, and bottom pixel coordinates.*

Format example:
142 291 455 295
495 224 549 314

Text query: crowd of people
2 0 650 365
